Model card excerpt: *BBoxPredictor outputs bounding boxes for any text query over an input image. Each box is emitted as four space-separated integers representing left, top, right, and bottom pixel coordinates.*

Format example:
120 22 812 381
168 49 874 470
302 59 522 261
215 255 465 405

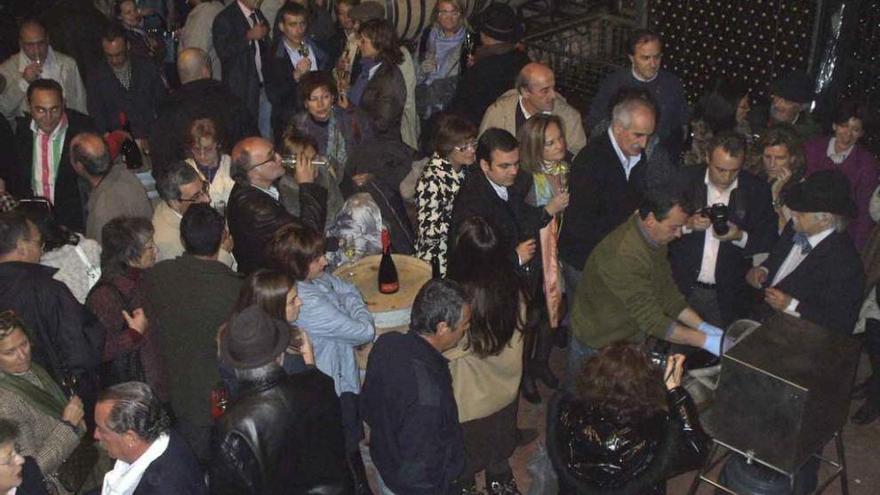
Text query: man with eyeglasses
153 161 235 266
5 78 95 233
0 19 87 126
0 211 104 430
227 136 327 274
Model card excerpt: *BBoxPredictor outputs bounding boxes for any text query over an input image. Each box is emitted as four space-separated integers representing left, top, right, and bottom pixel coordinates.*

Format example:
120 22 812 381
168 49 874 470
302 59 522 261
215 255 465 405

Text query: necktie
793 232 812 255
249 11 266 80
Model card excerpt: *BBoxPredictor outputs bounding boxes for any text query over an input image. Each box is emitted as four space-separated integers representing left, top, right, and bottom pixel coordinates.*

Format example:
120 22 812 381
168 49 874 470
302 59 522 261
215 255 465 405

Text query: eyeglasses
247 149 279 171
453 141 478 152
180 181 210 203
190 143 218 157
0 445 22 467
437 9 461 17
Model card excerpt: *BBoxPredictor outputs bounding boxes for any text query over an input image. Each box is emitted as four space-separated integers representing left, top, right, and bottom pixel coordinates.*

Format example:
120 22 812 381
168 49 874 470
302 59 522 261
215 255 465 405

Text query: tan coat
0 49 88 126
0 376 82 478
479 89 587 155
152 202 236 267
444 330 524 423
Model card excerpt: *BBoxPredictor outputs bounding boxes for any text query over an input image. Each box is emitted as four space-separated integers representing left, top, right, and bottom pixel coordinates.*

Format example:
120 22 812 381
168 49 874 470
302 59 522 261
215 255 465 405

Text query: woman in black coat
352 19 405 140
548 343 709 494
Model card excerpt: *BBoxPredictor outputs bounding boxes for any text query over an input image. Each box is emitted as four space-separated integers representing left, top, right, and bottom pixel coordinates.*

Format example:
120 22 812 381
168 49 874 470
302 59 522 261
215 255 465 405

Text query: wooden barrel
333 254 432 369
382 0 491 41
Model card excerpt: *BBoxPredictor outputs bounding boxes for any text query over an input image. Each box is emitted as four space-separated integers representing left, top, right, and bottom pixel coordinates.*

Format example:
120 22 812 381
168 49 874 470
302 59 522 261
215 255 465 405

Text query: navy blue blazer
758 223 864 336
18 457 49 495
132 431 207 495
668 166 777 324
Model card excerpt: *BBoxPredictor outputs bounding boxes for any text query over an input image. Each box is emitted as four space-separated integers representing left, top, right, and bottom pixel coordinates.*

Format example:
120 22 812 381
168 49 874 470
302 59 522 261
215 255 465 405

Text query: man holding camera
669 132 777 327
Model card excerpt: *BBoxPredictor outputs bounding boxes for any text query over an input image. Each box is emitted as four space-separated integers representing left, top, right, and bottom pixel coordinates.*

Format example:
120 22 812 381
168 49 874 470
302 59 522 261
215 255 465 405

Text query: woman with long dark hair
446 216 526 495
548 342 709 494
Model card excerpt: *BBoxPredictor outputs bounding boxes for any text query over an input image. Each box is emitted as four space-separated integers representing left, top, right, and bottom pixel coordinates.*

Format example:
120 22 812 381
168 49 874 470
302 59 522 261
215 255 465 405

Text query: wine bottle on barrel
378 228 399 294
119 112 143 170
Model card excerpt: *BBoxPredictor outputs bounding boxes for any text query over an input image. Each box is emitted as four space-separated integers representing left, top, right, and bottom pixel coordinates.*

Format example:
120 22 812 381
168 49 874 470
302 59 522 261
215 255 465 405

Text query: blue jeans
565 333 598 393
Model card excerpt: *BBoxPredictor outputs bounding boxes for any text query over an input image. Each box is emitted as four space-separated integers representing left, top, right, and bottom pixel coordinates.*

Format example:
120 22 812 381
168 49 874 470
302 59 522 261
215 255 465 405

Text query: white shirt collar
805 226 835 248
367 62 383 80
101 433 170 495
704 169 739 196
29 114 68 139
631 67 658 83
607 128 641 179
487 177 508 201
254 184 280 201
826 137 854 164
517 96 534 120
237 0 255 18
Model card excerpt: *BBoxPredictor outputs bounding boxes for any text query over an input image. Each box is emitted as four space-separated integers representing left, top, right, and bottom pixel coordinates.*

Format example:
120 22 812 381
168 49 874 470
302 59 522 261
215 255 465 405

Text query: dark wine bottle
119 112 143 170
378 229 399 294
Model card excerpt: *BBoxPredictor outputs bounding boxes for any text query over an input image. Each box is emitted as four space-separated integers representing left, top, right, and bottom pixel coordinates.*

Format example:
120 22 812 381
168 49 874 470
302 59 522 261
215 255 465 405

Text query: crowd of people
0 0 878 494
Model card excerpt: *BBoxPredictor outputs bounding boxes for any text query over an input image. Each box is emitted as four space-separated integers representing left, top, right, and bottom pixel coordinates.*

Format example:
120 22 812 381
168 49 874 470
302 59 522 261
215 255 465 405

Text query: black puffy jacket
548 387 709 495
208 367 352 494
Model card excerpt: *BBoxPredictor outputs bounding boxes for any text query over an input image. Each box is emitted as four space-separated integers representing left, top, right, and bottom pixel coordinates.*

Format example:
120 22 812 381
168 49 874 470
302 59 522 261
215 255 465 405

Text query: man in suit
213 0 272 139
86 25 165 142
450 127 568 271
8 78 94 232
479 62 587 155
226 136 327 274
669 132 777 327
94 382 207 494
558 94 656 297
746 169 864 336
265 2 330 140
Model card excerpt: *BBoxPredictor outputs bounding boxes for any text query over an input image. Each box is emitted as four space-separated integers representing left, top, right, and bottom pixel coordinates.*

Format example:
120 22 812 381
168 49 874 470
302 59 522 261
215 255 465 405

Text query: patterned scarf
326 109 347 177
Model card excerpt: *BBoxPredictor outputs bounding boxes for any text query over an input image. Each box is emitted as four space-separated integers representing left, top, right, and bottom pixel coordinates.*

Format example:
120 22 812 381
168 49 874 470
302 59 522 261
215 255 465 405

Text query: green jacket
572 214 688 348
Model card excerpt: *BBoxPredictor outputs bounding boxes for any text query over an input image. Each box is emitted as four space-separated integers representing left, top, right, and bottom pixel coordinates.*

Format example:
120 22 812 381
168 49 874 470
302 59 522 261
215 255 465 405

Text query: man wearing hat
746 169 864 335
749 70 821 140
448 3 529 127
209 305 353 494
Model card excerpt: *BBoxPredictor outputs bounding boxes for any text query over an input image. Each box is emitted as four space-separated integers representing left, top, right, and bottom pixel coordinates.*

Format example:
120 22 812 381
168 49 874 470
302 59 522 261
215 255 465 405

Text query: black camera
700 203 730 236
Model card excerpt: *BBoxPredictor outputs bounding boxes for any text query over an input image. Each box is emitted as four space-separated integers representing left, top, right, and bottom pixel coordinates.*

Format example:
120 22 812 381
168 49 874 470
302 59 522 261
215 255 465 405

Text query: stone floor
364 346 880 494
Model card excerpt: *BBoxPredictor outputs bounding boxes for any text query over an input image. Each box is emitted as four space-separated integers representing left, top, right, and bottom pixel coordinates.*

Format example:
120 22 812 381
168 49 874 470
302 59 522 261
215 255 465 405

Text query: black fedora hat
771 71 814 104
783 169 856 217
477 4 524 44
220 305 291 369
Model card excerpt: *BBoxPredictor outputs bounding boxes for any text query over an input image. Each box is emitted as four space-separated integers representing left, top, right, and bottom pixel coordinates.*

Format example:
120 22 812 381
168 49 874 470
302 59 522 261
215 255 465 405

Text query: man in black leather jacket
226 136 327 275
209 305 352 494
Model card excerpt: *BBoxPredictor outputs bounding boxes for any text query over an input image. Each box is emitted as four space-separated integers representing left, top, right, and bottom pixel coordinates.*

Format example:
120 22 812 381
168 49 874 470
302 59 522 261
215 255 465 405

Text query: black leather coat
548 387 709 495
208 367 352 494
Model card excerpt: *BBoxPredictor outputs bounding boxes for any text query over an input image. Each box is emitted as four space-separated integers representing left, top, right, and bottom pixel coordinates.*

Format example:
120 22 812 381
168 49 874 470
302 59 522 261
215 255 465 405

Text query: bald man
150 48 258 178
178 0 225 80
0 19 88 125
71 132 152 240
225 137 327 274
479 62 587 154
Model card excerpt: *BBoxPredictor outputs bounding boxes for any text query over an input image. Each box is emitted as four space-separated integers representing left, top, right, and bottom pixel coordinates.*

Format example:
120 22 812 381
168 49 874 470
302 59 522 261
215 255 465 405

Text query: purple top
804 136 880 251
